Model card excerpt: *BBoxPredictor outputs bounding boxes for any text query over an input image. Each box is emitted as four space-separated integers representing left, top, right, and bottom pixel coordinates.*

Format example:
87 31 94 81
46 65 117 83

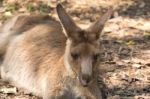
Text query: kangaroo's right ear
56 4 82 41
87 7 113 40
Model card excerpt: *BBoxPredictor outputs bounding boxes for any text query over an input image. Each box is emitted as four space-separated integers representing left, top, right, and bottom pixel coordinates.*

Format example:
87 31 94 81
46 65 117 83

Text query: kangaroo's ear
56 4 82 41
87 7 113 40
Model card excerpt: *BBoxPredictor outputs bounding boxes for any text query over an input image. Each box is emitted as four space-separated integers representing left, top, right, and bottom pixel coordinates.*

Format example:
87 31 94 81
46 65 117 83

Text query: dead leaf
0 87 17 94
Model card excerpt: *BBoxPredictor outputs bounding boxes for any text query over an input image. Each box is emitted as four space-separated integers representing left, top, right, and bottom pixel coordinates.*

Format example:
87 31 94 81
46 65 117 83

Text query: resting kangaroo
0 4 112 99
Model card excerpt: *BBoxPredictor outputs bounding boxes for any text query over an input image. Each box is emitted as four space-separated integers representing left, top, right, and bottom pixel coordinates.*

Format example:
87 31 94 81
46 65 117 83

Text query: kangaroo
0 4 112 99
0 14 51 56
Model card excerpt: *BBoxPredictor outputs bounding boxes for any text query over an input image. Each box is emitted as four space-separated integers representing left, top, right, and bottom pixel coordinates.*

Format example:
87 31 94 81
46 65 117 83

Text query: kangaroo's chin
78 75 89 87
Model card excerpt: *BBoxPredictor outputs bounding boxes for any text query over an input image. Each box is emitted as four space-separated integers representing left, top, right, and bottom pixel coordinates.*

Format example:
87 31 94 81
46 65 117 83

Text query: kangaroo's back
16 15 66 57
0 14 64 56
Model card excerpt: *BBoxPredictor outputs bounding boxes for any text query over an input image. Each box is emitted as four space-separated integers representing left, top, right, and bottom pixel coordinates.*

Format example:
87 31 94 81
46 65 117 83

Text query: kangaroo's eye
93 53 100 61
71 53 80 60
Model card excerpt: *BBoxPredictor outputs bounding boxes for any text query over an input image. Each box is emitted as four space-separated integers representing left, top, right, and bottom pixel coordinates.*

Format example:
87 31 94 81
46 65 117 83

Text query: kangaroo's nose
80 74 92 87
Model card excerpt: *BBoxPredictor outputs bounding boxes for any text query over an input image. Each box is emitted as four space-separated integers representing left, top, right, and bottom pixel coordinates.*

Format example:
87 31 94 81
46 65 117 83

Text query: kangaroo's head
57 4 112 87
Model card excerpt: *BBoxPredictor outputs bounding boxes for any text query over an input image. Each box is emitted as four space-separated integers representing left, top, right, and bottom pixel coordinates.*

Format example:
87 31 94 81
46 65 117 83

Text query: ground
0 0 150 99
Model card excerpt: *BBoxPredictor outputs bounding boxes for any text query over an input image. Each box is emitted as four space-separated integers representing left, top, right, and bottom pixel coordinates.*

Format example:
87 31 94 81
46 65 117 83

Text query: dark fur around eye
71 53 79 60
93 53 100 61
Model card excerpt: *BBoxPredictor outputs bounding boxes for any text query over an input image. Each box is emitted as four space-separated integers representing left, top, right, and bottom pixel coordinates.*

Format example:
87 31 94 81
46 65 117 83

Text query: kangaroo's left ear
87 7 113 40
56 3 82 41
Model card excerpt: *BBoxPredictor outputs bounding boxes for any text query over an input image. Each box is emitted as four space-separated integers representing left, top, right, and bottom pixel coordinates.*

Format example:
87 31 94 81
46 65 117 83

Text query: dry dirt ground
0 0 150 99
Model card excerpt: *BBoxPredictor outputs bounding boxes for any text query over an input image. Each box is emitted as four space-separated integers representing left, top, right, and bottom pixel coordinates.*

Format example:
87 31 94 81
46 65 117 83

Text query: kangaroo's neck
64 40 75 77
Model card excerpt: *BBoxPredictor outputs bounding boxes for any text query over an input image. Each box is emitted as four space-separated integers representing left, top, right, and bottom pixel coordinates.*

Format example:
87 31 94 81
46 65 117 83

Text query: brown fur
0 4 112 99
0 14 52 56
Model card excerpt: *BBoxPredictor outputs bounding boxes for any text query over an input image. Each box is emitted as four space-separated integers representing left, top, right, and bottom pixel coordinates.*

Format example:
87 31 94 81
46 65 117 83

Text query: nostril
86 77 91 84
81 74 91 84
